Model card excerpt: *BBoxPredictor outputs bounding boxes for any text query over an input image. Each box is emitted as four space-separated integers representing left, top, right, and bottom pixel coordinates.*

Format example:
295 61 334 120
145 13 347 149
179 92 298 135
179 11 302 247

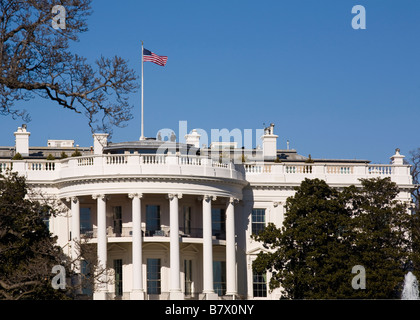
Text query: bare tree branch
0 0 138 136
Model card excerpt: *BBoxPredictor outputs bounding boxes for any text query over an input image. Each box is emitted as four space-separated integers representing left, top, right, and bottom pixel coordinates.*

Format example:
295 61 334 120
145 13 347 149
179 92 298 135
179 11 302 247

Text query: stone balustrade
0 154 243 182
243 162 412 186
0 155 413 186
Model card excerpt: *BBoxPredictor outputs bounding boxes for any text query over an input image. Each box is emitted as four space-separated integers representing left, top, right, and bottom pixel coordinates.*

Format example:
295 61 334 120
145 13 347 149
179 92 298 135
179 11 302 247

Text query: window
80 260 93 297
253 271 267 297
183 206 192 234
184 259 193 296
40 208 51 231
80 207 92 235
252 209 266 235
147 258 161 295
43 217 50 231
113 206 122 235
213 261 226 296
146 205 160 236
114 259 123 297
212 208 226 239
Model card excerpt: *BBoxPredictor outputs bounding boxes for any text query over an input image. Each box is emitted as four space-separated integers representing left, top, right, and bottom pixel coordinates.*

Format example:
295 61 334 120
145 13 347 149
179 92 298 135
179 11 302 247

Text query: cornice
246 184 297 191
53 174 249 189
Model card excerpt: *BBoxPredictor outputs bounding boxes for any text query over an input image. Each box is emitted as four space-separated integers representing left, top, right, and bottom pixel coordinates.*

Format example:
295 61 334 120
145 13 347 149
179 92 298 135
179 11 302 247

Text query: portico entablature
56 175 245 201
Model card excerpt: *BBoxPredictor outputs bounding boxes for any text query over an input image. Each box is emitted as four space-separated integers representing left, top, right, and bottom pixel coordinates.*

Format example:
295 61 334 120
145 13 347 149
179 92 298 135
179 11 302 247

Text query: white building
0 124 414 300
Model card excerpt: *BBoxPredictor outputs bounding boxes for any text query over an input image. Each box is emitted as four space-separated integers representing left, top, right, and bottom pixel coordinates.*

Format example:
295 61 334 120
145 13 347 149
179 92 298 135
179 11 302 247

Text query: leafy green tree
408 148 420 281
253 178 353 299
253 177 413 299
0 171 112 300
0 171 69 300
346 178 412 299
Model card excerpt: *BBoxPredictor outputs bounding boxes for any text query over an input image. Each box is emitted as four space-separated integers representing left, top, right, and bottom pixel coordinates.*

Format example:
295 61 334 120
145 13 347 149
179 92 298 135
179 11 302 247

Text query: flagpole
140 40 145 141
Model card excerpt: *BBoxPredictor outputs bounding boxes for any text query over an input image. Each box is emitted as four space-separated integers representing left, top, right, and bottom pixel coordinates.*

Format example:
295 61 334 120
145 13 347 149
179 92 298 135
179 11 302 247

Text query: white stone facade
0 125 414 300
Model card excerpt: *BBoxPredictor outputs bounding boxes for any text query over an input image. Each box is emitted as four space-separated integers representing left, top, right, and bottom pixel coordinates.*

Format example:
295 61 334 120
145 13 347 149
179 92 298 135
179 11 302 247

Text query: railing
245 164 271 173
27 161 56 171
143 155 166 164
212 160 229 168
144 229 167 237
0 153 244 181
82 227 133 238
0 155 408 184
107 226 133 237
242 162 412 185
212 230 226 240
77 157 94 166
326 166 353 174
82 226 227 240
368 165 393 175
285 165 312 174
179 227 203 238
106 155 127 165
0 161 12 172
179 156 202 166
243 163 404 176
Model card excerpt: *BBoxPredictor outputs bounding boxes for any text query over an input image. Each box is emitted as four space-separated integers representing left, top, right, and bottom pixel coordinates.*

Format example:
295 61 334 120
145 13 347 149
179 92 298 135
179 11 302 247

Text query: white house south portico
0 124 414 300
51 134 246 300
61 169 245 300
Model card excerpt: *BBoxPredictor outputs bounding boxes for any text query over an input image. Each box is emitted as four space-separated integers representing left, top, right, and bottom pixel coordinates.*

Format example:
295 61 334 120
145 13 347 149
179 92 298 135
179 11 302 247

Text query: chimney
93 133 109 155
262 123 278 160
185 129 201 148
14 124 30 157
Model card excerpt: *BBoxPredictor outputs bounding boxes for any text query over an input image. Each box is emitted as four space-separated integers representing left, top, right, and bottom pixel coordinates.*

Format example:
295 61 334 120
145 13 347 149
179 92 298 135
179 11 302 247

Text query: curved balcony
0 154 245 183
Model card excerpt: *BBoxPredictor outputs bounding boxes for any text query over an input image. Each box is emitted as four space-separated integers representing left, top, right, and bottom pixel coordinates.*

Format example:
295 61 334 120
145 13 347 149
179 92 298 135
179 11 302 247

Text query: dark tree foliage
345 178 412 299
408 148 420 282
253 177 413 299
0 0 138 135
409 148 420 207
0 171 69 300
0 171 111 300
253 179 354 299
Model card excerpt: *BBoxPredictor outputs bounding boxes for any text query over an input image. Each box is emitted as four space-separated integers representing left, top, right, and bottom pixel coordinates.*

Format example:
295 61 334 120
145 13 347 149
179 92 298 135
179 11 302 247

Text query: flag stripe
143 49 168 66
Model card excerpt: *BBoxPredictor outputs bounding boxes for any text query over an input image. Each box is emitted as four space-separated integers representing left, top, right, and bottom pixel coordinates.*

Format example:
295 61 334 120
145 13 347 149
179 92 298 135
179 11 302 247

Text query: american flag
143 48 168 66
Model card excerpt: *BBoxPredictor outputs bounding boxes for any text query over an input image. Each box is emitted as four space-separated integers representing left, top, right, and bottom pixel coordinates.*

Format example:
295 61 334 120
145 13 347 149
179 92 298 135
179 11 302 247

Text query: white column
202 195 217 299
70 197 80 270
93 194 107 300
129 193 145 300
169 193 184 300
226 197 238 297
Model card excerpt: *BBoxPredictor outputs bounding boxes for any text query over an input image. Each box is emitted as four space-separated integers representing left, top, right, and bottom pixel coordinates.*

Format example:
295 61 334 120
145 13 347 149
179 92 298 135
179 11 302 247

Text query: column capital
227 197 239 205
66 196 79 204
167 193 183 200
201 194 216 202
128 193 143 199
92 194 106 201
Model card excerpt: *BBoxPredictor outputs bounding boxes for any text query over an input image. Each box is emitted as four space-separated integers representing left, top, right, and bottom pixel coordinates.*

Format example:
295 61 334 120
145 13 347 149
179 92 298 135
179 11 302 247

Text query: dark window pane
253 271 267 297
252 209 266 235
114 259 123 296
147 258 161 294
213 261 226 296
146 205 161 235
80 207 92 234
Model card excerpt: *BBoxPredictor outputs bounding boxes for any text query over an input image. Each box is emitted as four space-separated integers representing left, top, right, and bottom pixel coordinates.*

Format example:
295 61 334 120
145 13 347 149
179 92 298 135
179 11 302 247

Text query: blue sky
1 0 419 164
